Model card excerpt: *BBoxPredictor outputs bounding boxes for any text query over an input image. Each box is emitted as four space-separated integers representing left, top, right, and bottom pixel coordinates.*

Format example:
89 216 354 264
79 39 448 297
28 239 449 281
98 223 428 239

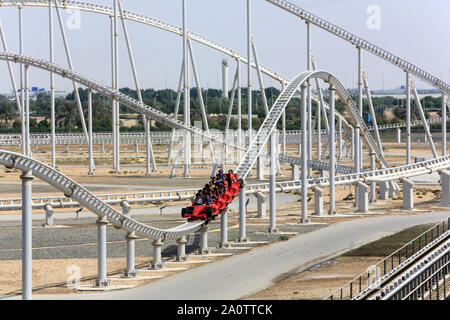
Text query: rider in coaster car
209 179 216 192
217 182 225 195
216 170 225 183
193 193 203 205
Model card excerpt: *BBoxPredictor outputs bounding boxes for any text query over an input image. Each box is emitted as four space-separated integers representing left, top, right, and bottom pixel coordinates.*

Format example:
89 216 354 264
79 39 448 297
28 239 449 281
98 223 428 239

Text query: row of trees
0 87 444 133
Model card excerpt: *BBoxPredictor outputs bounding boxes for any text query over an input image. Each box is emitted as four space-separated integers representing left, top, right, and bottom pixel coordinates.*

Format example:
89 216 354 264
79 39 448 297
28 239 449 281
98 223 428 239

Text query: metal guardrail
326 217 450 300
400 253 449 300
382 240 449 300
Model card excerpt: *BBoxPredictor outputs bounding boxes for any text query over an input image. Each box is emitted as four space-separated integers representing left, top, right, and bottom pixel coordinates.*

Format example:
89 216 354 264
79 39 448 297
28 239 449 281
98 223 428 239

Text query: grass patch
279 235 289 241
343 223 435 257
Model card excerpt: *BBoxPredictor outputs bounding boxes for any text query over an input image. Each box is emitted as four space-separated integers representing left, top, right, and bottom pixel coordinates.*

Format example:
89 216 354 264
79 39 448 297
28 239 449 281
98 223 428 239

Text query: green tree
0 100 18 124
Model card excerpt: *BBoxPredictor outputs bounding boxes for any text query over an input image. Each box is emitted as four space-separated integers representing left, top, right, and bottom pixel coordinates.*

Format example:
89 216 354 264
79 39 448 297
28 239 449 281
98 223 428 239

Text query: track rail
0 0 353 135
267 0 450 95
0 149 204 240
236 70 389 180
0 52 246 152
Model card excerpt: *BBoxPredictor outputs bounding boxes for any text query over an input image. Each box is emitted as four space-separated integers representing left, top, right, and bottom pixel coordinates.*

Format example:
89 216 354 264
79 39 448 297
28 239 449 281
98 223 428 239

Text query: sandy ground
0 255 227 296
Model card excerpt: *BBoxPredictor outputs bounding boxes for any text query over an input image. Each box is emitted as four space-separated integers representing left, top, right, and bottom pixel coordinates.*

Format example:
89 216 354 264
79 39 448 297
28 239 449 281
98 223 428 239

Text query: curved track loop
236 70 389 180
0 0 353 135
0 52 246 151
268 0 450 95
0 149 204 240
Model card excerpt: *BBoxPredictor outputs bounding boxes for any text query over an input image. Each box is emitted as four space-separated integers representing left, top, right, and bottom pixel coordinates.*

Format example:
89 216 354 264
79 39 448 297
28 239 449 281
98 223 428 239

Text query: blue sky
0 0 448 94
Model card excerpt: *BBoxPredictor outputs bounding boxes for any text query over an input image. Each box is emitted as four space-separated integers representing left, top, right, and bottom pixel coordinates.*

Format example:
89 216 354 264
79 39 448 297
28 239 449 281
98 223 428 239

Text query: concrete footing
402 179 414 210
176 237 188 261
43 204 54 227
198 226 210 254
441 171 450 206
257 157 264 180
313 187 324 216
256 192 267 218
356 182 369 213
150 238 164 269
379 181 389 200
291 164 300 180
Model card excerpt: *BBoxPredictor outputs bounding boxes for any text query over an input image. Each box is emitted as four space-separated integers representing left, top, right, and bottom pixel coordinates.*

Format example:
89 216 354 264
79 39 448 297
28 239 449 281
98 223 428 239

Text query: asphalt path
16 210 450 300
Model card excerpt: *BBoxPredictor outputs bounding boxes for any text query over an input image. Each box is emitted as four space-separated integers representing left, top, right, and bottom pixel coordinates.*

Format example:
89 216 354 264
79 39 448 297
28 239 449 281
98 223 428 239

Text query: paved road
15 210 450 300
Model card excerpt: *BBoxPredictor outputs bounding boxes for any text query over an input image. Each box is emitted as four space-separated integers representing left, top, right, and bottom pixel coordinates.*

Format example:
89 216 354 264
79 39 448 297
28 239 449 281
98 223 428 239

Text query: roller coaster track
0 52 248 152
278 154 356 174
236 70 389 180
0 0 353 136
1 110 447 148
267 0 450 95
0 149 204 240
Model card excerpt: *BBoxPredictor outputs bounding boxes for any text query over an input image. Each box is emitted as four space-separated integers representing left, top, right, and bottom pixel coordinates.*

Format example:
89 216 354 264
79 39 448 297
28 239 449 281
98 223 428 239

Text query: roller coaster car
181 203 220 222
181 178 244 223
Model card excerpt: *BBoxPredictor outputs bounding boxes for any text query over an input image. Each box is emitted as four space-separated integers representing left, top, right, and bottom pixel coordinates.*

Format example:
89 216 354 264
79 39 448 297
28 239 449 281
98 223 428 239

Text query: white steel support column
306 22 312 176
357 47 363 172
238 186 247 242
281 82 286 156
121 200 137 277
0 21 22 124
21 170 33 300
219 208 229 248
442 93 447 156
338 117 343 160
24 65 30 157
19 5 26 156
117 0 156 174
406 71 411 165
225 67 239 163
328 86 336 214
110 16 116 170
362 72 384 155
251 39 269 115
247 0 252 151
370 153 376 203
95 216 109 287
48 1 55 168
411 84 438 158
182 0 190 178
168 61 185 165
300 84 309 223
316 92 322 160
187 39 215 163
54 0 89 148
88 89 94 175
113 0 120 173
237 60 242 164
269 129 277 232
198 226 209 254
